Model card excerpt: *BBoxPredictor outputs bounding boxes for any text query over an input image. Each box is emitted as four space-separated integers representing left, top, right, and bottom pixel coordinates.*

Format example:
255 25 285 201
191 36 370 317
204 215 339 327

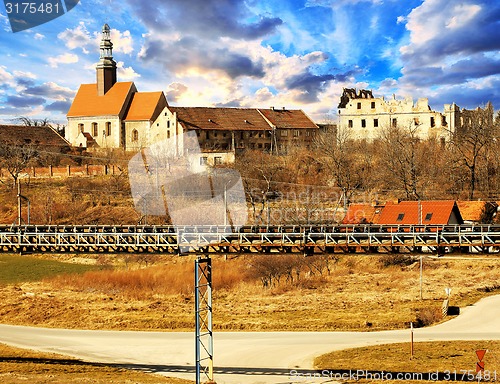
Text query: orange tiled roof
124 92 168 121
67 82 137 117
258 108 318 129
170 107 272 131
0 125 70 149
377 200 463 225
342 203 383 224
456 201 486 222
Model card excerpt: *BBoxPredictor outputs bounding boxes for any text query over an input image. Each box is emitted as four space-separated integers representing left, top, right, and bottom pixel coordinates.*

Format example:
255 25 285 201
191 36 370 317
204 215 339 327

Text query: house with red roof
342 203 384 224
377 200 463 225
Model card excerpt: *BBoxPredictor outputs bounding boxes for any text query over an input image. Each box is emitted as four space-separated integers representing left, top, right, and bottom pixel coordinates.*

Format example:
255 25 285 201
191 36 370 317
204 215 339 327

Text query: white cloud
116 61 140 80
58 22 134 57
0 66 14 84
110 29 134 55
58 22 92 53
34 33 45 40
48 53 79 68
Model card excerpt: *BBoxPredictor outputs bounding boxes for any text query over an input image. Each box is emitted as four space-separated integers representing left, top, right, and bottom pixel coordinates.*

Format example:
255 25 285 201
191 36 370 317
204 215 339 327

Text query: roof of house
67 82 137 118
258 108 318 129
124 92 168 122
169 107 272 131
169 107 319 131
342 203 383 224
377 200 463 225
456 201 486 223
0 125 70 149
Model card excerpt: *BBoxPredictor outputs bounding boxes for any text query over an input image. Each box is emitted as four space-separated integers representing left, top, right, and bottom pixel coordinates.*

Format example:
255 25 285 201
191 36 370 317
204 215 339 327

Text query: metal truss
195 257 214 384
2 224 500 254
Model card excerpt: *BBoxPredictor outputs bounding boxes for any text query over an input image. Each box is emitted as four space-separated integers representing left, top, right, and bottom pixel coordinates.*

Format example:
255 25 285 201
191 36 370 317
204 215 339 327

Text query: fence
0 165 120 179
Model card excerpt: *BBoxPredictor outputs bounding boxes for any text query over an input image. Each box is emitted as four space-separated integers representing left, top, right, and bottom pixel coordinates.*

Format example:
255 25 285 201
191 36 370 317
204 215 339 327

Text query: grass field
0 254 100 285
0 253 499 331
314 340 500 383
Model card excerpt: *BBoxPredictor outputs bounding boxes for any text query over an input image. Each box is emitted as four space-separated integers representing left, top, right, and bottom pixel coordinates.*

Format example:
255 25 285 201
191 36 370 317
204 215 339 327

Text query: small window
293 130 300 137
348 120 353 128
167 120 171 128
430 116 435 127
78 123 84 133
132 129 139 142
361 119 366 128
396 213 405 221
92 122 98 137
424 213 433 221
200 157 208 165
167 130 170 139
280 130 288 137
371 101 375 109
214 157 222 165
357 102 361 109
392 118 397 128
306 130 311 137
106 122 111 136
374 118 379 127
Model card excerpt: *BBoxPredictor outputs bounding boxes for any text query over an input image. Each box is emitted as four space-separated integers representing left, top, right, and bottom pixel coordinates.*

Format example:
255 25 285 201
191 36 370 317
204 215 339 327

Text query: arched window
92 122 98 137
132 129 139 142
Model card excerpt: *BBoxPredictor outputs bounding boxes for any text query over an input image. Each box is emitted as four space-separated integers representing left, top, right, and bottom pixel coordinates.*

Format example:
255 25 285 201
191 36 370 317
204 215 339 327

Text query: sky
0 0 499 126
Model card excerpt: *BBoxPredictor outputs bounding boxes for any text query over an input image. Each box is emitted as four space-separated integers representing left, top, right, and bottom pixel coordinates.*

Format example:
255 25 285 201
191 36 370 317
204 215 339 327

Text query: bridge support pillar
195 256 215 384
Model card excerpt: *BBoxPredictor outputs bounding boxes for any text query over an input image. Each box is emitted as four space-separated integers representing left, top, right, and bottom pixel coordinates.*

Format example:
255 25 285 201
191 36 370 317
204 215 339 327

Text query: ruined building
337 88 468 142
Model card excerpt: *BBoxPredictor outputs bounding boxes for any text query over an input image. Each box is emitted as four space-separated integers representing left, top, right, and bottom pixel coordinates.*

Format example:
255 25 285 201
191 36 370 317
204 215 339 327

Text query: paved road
0 295 499 384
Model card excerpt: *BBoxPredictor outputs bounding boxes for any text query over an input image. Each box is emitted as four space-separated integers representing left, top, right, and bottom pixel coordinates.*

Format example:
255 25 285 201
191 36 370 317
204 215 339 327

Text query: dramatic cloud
166 82 188 103
6 95 46 108
45 100 72 113
23 82 75 100
400 0 500 89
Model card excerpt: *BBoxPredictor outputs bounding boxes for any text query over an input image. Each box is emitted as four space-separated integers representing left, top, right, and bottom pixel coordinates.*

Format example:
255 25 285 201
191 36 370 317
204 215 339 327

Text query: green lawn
0 254 99 285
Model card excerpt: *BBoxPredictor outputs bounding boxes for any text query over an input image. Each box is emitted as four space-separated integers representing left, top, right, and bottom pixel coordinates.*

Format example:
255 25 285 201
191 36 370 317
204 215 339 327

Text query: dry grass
0 343 193 384
0 254 499 332
314 340 500 383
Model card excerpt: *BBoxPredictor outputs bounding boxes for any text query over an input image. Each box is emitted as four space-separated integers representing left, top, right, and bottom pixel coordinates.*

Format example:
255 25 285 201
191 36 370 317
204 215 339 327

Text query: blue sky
0 0 499 125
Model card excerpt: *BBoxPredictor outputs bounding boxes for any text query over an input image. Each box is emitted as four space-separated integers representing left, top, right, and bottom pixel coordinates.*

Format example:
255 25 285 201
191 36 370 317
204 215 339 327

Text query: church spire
96 24 117 96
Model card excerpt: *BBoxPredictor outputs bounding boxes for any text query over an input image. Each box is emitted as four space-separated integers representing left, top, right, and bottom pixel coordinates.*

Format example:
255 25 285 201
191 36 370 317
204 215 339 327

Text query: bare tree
448 103 495 199
378 124 427 200
314 126 368 202
0 141 39 188
14 116 51 127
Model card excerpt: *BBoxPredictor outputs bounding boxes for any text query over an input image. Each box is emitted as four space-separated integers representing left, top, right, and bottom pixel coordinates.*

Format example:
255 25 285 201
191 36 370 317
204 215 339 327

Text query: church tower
96 24 117 96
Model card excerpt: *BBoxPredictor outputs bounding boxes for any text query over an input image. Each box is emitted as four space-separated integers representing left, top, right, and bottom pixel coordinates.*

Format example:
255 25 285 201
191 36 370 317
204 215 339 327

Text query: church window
78 123 84 133
106 122 111 136
92 122 98 137
132 129 139 142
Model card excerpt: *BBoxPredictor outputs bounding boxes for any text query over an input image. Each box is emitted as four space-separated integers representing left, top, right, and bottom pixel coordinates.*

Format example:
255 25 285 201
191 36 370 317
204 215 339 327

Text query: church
66 25 319 163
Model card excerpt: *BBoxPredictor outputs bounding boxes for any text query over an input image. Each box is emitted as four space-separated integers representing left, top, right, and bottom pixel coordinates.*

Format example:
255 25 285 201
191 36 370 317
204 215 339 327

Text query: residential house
377 200 463 225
